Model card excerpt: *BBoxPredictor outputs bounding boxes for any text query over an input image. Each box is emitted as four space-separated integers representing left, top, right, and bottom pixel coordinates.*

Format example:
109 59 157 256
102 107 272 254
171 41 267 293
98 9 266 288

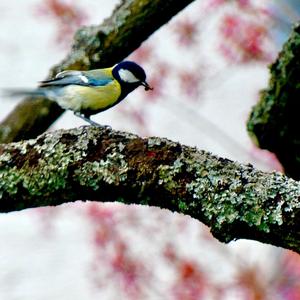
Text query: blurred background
0 0 299 299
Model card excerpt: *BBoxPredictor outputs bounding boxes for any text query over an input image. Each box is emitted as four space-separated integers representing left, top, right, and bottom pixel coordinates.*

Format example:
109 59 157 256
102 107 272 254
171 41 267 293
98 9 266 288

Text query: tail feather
2 88 46 98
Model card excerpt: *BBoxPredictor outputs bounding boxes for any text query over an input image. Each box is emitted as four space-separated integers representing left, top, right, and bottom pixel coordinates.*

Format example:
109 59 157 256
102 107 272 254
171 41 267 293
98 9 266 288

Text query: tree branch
0 0 196 144
247 24 300 180
0 126 299 253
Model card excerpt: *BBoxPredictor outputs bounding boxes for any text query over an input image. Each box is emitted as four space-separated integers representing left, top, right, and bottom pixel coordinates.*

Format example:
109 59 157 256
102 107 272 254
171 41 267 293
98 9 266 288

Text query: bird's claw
73 111 111 130
93 123 111 130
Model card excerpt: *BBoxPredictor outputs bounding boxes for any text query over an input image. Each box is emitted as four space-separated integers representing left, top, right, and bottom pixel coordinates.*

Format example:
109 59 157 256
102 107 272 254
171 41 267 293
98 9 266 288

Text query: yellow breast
59 79 122 113
80 80 122 111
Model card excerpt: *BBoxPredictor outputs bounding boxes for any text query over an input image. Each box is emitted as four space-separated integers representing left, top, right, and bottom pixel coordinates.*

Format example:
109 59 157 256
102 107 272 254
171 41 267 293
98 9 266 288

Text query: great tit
7 61 153 127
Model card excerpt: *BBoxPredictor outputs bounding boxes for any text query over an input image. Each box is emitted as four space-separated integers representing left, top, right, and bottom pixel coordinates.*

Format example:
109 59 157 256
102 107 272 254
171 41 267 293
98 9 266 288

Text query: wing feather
39 68 114 87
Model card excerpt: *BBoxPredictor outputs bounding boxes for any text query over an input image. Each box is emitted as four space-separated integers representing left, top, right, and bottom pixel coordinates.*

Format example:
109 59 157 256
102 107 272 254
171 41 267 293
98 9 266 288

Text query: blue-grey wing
39 69 113 87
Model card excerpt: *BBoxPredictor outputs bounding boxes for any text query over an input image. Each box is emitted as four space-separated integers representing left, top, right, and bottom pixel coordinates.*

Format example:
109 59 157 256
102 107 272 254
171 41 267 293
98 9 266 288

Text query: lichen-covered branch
0 0 196 144
0 126 299 252
247 24 300 180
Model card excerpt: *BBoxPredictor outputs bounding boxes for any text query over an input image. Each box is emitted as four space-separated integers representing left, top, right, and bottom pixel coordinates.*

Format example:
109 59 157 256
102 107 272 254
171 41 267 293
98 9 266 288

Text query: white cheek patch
118 69 140 83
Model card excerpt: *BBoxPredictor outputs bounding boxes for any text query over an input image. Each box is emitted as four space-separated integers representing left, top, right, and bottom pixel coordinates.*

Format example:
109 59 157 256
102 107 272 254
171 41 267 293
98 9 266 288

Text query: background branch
248 24 300 180
0 126 299 253
0 0 196 144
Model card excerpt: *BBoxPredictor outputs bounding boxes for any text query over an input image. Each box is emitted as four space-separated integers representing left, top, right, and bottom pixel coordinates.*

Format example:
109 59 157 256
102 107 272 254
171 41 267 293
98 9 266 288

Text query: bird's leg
73 111 111 129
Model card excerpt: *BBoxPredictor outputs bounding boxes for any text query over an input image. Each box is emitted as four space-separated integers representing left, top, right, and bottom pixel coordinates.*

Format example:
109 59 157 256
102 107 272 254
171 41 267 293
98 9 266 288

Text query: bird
6 61 153 127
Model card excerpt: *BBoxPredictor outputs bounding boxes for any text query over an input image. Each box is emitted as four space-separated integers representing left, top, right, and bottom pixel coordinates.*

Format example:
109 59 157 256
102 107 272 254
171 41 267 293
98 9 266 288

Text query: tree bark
0 126 299 253
0 0 196 144
247 24 300 180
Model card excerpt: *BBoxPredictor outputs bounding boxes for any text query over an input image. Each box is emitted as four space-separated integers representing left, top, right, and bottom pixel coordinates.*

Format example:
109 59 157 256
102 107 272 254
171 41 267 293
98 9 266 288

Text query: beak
141 81 153 91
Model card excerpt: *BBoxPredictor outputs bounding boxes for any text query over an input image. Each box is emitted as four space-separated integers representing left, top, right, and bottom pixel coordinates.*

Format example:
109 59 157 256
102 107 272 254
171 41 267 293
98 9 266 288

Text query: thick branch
247 24 300 180
0 127 299 252
0 0 196 143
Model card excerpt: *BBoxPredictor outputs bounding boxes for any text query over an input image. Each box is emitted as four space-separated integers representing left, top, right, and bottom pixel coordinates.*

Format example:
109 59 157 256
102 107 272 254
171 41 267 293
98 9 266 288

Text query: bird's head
112 61 153 93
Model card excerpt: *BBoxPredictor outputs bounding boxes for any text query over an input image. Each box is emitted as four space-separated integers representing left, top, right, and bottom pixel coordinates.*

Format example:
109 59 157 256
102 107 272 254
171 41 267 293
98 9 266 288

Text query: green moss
0 168 21 197
0 152 12 163
192 163 299 232
247 24 300 179
75 152 128 189
157 150 300 234
178 199 189 212
147 137 164 148
0 128 88 200
158 158 183 191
